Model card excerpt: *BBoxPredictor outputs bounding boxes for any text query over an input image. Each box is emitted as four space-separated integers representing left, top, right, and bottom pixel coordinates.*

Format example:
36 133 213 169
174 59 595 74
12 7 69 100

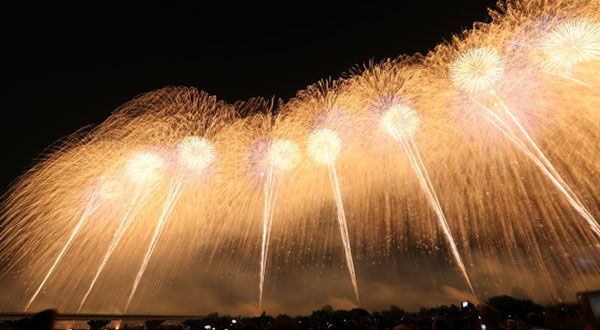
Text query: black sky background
0 3 499 192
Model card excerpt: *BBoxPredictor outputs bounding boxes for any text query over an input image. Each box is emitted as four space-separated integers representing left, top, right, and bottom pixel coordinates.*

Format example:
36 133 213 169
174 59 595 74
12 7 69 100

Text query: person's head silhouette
24 309 57 330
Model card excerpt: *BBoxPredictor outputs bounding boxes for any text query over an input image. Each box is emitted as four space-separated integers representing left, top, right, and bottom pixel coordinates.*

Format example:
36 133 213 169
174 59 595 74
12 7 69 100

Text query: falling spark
381 103 476 296
24 188 100 312
450 47 600 239
2 3 600 311
125 137 216 311
258 139 300 312
307 128 360 306
78 151 164 312
124 170 185 312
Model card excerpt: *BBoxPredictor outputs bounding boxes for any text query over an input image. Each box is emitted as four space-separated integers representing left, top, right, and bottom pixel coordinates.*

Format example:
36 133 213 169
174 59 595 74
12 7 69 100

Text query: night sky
0 3 500 193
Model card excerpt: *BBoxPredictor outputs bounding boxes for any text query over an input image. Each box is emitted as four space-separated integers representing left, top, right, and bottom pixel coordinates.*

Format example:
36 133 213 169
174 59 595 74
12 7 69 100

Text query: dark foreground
1 294 599 330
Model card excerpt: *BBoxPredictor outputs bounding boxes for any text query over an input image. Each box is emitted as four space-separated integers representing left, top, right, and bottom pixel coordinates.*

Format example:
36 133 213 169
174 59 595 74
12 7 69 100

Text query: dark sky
0 3 499 192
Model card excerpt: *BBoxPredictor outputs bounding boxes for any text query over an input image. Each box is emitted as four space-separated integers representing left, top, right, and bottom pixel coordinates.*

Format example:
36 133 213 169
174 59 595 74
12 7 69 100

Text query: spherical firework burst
307 128 341 165
381 104 421 140
125 151 165 185
267 139 301 171
177 136 216 173
540 19 600 74
449 47 505 94
98 177 122 201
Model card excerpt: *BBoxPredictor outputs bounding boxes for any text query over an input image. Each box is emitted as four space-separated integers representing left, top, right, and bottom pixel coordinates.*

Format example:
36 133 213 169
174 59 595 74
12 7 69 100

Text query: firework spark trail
474 92 600 239
257 138 300 312
541 70 592 87
2 3 600 310
326 158 360 306
78 185 156 313
125 170 186 312
510 41 592 87
24 189 100 312
473 101 597 298
258 167 272 313
495 92 599 230
258 164 281 312
398 136 476 296
306 129 359 305
469 110 566 299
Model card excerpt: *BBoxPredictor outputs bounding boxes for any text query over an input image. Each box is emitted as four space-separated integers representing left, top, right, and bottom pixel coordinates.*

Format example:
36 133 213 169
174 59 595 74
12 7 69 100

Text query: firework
79 151 165 312
379 100 475 296
177 136 217 174
307 128 359 306
448 47 505 94
381 104 421 141
540 19 600 74
258 139 301 312
306 128 342 166
124 151 165 185
124 137 217 311
1 0 599 314
24 187 100 312
450 46 600 244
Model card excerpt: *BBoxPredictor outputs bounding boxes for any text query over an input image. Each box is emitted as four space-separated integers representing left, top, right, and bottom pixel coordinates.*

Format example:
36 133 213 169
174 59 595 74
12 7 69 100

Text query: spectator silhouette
392 324 412 330
477 304 503 330
506 319 527 330
345 319 359 330
577 306 600 330
241 323 260 330
527 312 545 329
269 317 301 330
24 309 57 330
544 308 571 330
432 317 451 330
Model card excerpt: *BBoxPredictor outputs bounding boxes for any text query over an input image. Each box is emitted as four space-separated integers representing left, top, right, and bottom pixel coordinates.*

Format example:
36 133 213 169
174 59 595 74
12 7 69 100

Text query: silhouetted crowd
1 295 599 330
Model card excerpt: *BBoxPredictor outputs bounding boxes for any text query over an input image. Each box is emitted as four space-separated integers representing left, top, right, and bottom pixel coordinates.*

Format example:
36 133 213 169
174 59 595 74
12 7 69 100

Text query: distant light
231 319 237 324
